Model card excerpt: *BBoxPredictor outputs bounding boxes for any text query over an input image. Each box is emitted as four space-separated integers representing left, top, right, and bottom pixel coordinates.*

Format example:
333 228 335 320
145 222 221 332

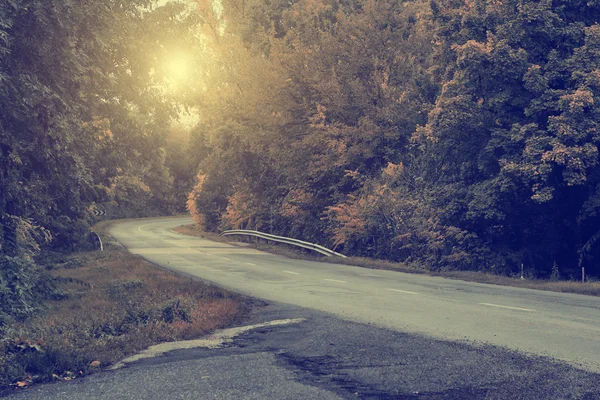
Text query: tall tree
414 0 600 275
0 0 192 327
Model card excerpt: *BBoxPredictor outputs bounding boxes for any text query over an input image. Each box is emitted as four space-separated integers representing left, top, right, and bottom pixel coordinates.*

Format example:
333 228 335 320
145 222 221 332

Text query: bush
0 256 41 335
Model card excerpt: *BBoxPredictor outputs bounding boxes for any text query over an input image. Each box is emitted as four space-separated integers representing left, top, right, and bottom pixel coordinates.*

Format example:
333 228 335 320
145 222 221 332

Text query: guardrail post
91 230 103 252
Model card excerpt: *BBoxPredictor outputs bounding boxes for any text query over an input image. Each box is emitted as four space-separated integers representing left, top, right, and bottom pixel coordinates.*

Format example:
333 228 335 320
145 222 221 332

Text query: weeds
0 247 250 393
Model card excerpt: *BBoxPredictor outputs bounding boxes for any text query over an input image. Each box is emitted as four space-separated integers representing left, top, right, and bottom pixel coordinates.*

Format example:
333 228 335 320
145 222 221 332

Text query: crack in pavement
110 318 306 370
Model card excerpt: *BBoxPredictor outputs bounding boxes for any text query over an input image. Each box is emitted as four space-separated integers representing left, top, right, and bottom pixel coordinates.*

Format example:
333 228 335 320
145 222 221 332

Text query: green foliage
414 0 600 275
0 0 193 326
0 256 43 335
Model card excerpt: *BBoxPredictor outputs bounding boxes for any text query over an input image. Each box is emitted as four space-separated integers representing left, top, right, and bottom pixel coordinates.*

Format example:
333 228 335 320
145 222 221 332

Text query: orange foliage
327 195 368 247
82 117 113 140
280 189 312 218
222 191 255 229
381 162 404 183
328 162 408 246
186 174 208 229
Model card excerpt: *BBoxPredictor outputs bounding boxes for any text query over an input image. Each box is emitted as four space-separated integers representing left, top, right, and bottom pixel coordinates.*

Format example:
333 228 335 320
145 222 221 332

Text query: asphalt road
6 216 600 399
8 303 600 399
108 217 600 373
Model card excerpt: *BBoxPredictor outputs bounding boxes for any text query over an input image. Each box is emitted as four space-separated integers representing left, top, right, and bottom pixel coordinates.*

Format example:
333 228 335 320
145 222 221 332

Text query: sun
165 52 192 85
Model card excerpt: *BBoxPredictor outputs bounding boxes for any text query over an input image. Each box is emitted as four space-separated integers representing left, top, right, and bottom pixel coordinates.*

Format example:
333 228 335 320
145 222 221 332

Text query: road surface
109 216 600 373
7 216 600 399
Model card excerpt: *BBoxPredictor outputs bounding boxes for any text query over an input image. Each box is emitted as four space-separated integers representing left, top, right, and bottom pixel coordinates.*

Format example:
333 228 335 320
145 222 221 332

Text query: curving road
109 216 600 373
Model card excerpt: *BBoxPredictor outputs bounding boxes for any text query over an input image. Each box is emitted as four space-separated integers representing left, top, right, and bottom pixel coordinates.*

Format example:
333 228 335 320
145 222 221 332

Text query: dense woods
1 0 600 330
186 0 600 280
0 0 193 330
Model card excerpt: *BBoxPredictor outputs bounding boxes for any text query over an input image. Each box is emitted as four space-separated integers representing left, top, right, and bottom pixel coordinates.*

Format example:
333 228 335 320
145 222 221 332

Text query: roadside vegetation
185 0 600 283
0 236 250 394
175 224 600 297
0 0 201 351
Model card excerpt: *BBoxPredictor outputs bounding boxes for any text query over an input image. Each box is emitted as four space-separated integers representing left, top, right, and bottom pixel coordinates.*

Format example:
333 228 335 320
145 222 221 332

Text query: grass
0 233 254 394
174 224 600 297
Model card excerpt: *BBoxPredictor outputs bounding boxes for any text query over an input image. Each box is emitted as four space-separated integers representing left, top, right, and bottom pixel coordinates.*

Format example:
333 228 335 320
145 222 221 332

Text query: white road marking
246 263 257 266
385 288 420 295
220 257 231 261
324 279 347 283
283 271 300 275
480 303 535 312
138 223 153 232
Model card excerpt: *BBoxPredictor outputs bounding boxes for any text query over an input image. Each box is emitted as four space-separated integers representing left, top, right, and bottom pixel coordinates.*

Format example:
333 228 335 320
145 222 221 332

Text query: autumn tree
187 0 437 243
414 0 600 276
186 0 600 278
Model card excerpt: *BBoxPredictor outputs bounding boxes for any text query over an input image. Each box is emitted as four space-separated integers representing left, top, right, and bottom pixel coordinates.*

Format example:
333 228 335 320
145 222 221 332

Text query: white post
92 231 103 251
520 263 524 280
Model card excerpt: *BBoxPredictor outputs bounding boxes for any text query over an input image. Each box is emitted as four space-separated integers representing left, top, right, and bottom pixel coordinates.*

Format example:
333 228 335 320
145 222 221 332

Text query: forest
1 0 600 330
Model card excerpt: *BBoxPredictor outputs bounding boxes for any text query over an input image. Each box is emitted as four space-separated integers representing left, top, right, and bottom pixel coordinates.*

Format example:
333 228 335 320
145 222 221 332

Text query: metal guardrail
221 229 347 258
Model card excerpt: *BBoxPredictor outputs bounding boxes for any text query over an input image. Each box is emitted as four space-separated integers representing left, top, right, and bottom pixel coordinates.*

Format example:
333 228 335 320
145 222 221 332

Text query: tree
187 0 437 244
415 0 600 276
0 0 191 324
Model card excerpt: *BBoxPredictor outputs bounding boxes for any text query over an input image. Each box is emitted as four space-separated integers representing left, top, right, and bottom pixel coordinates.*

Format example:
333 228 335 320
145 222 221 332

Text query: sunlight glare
165 52 192 85
168 55 190 81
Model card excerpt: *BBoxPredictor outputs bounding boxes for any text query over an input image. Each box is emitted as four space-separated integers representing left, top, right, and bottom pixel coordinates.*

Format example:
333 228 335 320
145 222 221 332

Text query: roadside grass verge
173 224 600 297
0 239 252 394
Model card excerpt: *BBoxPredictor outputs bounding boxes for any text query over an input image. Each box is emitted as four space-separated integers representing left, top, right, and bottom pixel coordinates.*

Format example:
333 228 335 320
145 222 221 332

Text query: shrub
0 256 42 335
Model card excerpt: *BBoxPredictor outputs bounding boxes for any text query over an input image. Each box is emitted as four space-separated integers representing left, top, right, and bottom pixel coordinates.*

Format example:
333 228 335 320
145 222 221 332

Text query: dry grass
0 246 252 393
175 224 600 297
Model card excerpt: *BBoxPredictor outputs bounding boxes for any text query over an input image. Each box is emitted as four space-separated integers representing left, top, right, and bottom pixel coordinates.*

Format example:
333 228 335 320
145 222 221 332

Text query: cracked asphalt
6 303 600 399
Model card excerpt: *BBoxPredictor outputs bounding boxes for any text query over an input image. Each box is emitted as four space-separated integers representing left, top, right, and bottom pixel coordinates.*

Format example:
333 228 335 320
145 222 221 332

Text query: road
108 216 600 373
7 216 600 399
